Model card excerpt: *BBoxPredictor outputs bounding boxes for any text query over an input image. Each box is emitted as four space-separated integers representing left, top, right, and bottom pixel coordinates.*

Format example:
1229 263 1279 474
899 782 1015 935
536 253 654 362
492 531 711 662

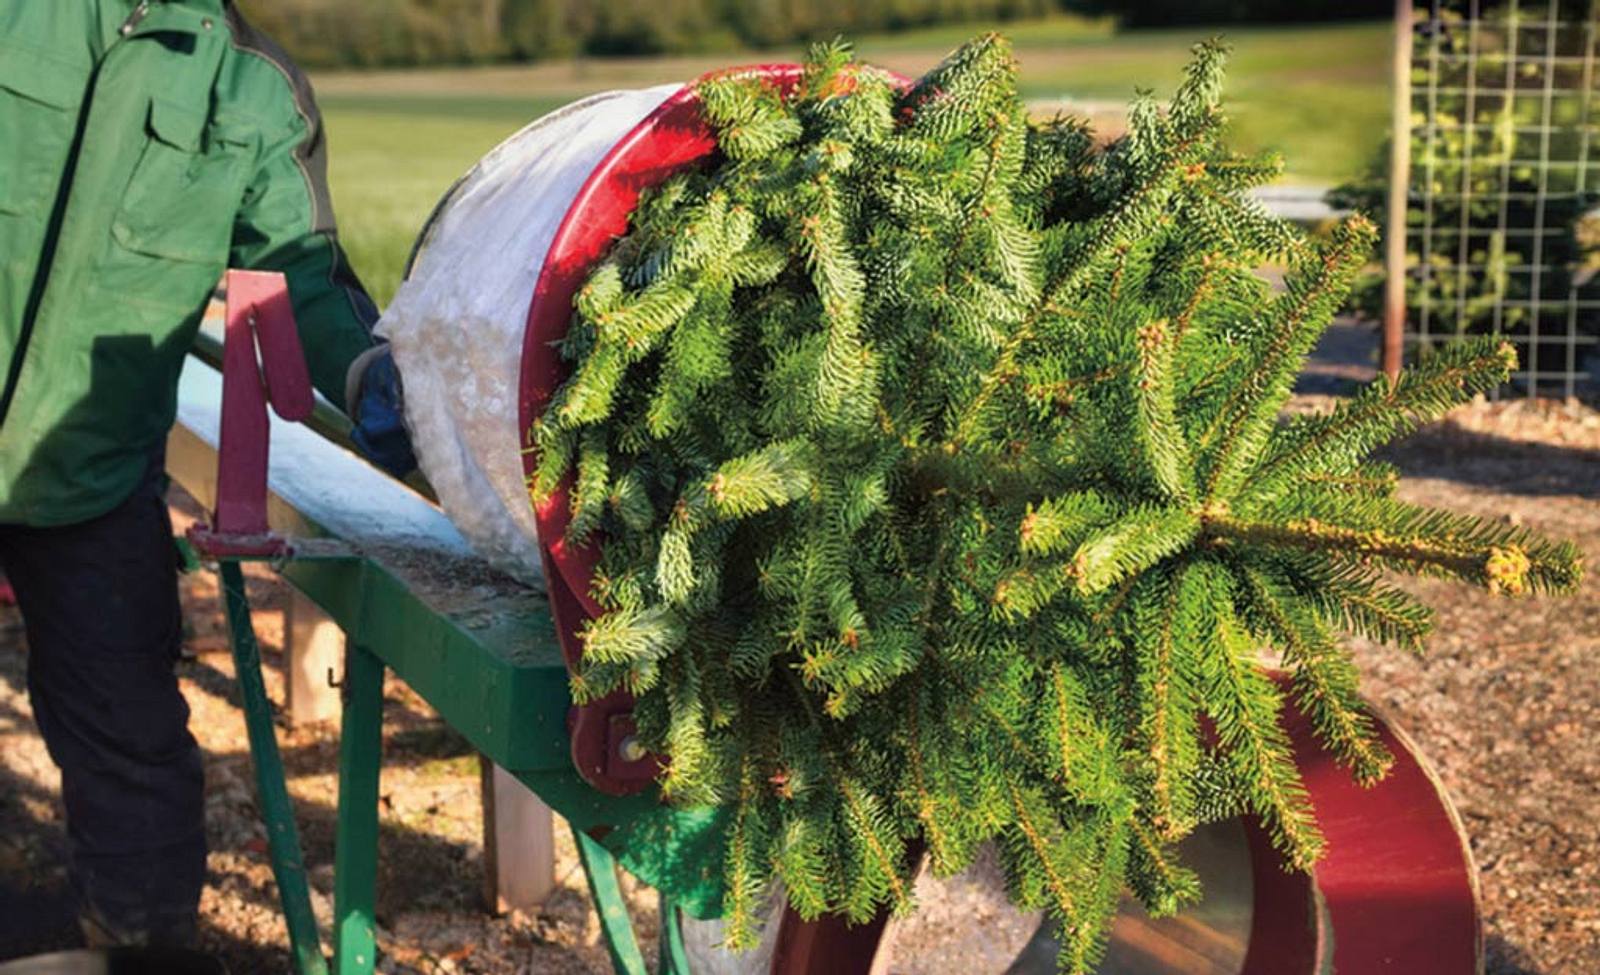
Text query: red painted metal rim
518 63 912 662
1237 683 1482 973
518 65 809 797
1297 701 1483 973
769 689 1480 975
519 65 807 632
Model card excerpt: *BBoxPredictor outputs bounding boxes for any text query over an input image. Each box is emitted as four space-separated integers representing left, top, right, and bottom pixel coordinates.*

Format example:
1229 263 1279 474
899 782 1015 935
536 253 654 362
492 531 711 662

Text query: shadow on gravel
1487 934 1554 975
0 656 79 962
1296 320 1381 396
1382 425 1600 500
175 655 471 774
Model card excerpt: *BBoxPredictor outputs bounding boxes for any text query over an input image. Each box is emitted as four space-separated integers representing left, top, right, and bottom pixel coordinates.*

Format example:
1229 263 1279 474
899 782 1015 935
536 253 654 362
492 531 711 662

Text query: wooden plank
285 588 345 726
480 756 557 913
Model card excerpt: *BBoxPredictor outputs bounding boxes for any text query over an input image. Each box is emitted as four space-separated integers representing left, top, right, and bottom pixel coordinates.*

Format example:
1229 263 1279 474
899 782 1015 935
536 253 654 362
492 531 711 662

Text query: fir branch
1198 215 1377 501
1202 607 1324 868
992 562 1077 620
774 815 831 920
1130 565 1207 837
1231 563 1394 784
1005 781 1081 921
837 776 914 919
1258 551 1433 654
1299 464 1401 498
1072 506 1200 595
1127 817 1201 917
1248 337 1517 498
1183 175 1310 263
1132 317 1195 501
943 113 1220 452
720 752 766 951
566 429 611 542
1206 503 1583 596
902 680 962 873
526 423 575 505
704 440 816 520
1020 491 1116 556
1169 253 1220 344
579 605 684 667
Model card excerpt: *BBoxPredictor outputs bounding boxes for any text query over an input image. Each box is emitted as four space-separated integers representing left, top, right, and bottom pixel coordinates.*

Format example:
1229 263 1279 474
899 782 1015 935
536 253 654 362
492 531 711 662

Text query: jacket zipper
120 0 151 36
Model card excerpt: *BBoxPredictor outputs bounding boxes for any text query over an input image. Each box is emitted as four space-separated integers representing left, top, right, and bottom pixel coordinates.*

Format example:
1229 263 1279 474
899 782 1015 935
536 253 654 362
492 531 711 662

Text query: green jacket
0 0 376 526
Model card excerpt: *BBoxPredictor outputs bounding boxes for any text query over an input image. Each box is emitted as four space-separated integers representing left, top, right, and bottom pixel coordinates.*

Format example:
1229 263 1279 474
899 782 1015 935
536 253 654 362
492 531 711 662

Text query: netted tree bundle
529 35 1582 970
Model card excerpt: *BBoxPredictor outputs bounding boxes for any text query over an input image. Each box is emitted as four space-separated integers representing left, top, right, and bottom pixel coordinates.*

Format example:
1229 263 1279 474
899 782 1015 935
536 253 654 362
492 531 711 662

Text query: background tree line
235 0 1389 69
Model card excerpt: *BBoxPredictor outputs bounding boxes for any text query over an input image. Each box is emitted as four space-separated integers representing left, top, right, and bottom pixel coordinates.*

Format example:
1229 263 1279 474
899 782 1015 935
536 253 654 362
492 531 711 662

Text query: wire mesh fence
1404 0 1600 397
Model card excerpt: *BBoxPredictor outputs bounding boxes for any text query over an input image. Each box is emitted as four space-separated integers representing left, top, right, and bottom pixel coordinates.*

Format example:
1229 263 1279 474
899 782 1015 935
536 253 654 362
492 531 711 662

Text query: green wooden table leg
573 824 650 975
334 643 385 975
220 561 330 975
658 896 692 975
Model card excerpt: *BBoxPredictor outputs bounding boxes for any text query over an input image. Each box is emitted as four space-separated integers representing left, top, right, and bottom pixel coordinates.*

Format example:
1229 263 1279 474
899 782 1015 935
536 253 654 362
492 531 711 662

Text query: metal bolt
617 735 647 763
202 17 213 30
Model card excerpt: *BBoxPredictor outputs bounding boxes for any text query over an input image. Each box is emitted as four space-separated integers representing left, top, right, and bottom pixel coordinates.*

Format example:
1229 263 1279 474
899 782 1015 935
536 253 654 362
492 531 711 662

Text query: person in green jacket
0 0 414 948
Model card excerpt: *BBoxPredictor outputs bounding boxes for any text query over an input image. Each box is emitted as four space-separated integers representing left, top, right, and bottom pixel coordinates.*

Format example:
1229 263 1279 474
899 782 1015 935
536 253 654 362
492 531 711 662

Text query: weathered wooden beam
1384 0 1414 380
285 588 345 726
480 756 557 913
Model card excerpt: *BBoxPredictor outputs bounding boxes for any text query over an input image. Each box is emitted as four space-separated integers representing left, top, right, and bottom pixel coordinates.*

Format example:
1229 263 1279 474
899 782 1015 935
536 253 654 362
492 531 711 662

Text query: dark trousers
0 459 205 945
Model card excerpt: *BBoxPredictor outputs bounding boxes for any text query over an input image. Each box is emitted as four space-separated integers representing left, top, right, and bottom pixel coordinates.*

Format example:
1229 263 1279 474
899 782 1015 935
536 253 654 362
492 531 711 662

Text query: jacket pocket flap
0 44 85 109
148 97 207 151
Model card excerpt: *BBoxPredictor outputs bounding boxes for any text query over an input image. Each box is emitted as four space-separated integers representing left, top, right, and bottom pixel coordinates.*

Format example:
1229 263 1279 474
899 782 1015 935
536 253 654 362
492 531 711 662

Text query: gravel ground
1 392 1595 974
1358 396 1600 975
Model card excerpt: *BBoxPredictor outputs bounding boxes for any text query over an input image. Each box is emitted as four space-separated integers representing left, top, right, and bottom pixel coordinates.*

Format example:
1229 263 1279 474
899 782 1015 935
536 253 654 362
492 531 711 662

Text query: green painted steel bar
658 898 692 975
334 643 386 975
275 555 570 774
219 560 330 975
573 824 649 975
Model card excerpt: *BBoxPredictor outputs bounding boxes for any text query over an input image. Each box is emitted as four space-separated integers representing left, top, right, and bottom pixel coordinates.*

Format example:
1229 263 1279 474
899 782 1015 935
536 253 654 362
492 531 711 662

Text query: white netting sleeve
375 85 681 586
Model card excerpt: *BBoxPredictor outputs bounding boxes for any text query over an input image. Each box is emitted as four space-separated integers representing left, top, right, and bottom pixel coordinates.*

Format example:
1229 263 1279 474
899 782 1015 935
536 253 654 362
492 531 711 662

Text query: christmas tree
530 35 1583 971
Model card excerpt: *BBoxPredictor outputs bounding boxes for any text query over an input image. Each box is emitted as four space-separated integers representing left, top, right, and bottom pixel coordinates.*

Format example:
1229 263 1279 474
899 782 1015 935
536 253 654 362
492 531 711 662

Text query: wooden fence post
1384 0 1415 380
480 756 557 914
284 589 344 725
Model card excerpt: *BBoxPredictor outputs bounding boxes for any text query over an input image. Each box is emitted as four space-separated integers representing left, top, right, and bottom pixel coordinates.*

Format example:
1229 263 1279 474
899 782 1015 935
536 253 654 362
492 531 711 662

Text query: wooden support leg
479 757 557 914
285 589 344 726
334 643 384 975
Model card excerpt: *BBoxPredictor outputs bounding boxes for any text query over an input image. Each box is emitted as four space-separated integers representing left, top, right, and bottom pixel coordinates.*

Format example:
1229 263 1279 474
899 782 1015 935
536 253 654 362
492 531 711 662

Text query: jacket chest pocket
0 45 85 216
111 97 253 264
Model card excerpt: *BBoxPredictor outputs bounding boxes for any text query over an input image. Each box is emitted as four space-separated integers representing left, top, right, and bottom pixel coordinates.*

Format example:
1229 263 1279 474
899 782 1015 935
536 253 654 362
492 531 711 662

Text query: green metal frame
219 560 328 975
205 548 707 975
333 642 384 975
573 825 694 975
172 360 723 973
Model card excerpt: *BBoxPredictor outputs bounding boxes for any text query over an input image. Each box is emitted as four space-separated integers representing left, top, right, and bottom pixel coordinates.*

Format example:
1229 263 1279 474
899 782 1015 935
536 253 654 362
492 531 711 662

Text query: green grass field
316 17 1392 304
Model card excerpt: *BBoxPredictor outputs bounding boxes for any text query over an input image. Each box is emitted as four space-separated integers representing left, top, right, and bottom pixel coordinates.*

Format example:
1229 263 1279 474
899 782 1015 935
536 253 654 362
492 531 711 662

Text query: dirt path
1 395 1596 974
